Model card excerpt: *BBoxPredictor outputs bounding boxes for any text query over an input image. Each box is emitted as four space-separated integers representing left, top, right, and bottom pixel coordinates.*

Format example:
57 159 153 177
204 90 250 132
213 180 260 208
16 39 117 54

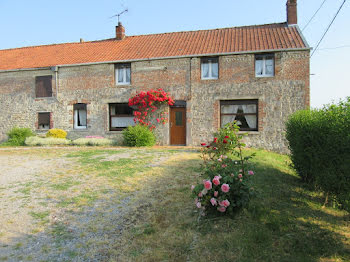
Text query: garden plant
192 121 255 215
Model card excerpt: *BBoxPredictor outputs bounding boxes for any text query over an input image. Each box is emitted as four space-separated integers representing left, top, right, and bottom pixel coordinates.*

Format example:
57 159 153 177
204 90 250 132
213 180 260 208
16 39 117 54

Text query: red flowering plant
193 121 256 216
128 88 174 130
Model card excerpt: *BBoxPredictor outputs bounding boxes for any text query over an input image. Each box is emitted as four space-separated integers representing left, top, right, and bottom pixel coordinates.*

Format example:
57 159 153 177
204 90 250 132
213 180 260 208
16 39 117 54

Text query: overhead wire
311 0 347 57
302 0 327 31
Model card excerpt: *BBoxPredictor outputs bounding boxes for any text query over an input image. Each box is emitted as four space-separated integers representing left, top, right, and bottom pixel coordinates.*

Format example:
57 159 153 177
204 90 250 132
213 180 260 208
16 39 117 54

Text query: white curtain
118 68 124 83
112 117 135 127
79 109 87 126
221 105 239 114
242 105 257 128
202 63 209 78
125 67 131 83
265 58 274 75
211 62 218 78
255 59 263 75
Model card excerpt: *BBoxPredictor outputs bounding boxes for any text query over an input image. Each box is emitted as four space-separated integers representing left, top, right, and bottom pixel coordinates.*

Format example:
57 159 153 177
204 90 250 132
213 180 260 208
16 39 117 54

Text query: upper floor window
35 75 52 97
74 103 87 129
201 57 218 80
38 112 51 130
220 100 258 131
255 54 274 77
115 64 131 85
109 103 135 131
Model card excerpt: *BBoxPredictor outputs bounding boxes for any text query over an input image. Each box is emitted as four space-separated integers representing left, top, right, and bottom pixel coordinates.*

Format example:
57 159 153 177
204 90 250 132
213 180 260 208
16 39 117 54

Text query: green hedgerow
6 127 35 146
122 125 156 147
46 129 67 139
25 136 71 146
286 97 350 210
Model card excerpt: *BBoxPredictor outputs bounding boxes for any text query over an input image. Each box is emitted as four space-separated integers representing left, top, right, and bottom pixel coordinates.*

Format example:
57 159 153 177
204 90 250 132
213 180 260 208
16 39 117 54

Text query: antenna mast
110 8 128 23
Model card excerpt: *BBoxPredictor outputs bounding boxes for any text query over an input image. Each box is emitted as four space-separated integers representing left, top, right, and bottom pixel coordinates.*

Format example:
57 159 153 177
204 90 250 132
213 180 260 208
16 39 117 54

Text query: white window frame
201 57 219 80
74 104 87 130
115 64 131 85
255 54 274 77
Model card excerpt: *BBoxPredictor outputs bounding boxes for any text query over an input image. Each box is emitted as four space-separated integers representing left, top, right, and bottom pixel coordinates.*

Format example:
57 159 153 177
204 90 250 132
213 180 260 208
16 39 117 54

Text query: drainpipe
51 66 60 102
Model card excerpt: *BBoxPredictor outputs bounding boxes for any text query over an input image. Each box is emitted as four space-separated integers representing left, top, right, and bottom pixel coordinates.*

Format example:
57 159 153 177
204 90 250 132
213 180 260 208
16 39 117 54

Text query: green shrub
25 136 71 146
46 128 67 139
6 127 35 146
122 125 156 147
72 138 113 146
286 97 350 210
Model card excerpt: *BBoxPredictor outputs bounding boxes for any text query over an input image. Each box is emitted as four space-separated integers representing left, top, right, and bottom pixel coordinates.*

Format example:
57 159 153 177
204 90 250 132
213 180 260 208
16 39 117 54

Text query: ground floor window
109 103 135 131
74 103 87 129
220 100 258 131
38 112 51 130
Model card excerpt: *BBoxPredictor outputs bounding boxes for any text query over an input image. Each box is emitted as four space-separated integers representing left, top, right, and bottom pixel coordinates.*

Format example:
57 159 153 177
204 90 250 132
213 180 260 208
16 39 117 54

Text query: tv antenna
110 8 128 23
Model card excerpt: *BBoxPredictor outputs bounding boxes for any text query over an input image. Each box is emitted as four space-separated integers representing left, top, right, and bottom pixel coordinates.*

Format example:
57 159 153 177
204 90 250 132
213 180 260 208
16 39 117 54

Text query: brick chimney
116 22 125 40
287 0 297 25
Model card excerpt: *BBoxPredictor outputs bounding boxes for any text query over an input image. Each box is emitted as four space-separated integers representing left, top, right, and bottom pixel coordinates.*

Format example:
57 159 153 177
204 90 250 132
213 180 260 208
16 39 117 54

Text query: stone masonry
0 50 309 153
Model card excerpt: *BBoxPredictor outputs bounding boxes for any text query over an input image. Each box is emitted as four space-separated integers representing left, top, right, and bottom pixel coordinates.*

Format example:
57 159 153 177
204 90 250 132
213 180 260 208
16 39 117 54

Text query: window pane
221 105 239 114
244 115 257 129
78 109 87 126
202 63 209 78
211 62 218 78
111 117 135 127
221 115 236 128
125 67 131 83
118 68 124 83
265 58 274 75
255 59 263 75
175 111 183 126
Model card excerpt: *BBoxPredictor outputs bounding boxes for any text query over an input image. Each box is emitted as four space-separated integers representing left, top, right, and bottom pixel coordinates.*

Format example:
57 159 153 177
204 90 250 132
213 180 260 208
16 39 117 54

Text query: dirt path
0 147 191 262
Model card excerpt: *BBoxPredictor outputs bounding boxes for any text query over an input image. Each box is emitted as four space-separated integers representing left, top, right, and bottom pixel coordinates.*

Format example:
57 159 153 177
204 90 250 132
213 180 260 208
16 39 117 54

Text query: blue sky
0 0 349 108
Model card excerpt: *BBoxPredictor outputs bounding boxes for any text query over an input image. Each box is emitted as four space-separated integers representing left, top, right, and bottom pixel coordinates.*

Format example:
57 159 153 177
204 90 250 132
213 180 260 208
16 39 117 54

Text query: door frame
169 101 186 146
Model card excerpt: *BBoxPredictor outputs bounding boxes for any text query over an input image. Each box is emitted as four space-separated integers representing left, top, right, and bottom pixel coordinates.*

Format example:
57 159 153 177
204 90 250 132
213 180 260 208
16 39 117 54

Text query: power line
318 44 350 50
311 0 347 57
302 0 327 31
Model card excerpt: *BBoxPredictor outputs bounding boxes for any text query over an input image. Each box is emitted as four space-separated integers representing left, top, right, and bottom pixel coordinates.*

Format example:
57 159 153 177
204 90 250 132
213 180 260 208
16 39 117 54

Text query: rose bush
192 121 255 215
128 88 174 130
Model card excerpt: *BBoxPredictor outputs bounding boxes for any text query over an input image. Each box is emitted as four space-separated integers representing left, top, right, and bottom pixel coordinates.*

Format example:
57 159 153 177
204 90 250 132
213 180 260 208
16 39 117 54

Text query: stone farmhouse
0 0 309 152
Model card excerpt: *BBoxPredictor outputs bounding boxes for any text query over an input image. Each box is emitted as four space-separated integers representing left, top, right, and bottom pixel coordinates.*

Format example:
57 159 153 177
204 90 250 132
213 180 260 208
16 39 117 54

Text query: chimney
287 0 297 25
116 22 125 40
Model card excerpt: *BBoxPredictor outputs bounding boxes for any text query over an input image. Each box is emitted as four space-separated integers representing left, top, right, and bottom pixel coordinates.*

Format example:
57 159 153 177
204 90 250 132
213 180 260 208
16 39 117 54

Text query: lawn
0 147 349 261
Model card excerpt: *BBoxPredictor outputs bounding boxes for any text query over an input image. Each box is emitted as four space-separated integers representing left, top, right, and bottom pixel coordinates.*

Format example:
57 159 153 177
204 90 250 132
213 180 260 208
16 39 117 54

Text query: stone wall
0 50 309 152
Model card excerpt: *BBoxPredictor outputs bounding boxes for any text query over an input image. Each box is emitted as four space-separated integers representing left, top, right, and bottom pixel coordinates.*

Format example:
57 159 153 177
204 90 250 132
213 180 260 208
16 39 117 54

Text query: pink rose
217 158 222 162
221 199 230 207
210 198 217 206
223 155 228 159
239 179 243 182
221 183 230 193
231 173 235 177
222 164 227 168
196 202 201 208
239 169 243 173
191 185 195 190
204 180 212 190
212 176 221 186
217 206 226 212
248 170 254 175
238 174 243 179
214 191 218 197
198 192 203 197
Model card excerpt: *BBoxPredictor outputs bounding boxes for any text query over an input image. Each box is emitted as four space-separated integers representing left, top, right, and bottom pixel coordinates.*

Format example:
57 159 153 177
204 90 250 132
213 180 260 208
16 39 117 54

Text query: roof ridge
0 22 287 52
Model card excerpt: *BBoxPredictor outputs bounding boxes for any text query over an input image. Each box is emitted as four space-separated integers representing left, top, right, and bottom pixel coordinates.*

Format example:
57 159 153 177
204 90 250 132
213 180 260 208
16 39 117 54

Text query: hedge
286 97 350 210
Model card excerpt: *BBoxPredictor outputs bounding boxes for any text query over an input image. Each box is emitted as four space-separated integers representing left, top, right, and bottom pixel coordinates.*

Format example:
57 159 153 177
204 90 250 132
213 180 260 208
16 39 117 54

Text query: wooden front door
170 107 186 145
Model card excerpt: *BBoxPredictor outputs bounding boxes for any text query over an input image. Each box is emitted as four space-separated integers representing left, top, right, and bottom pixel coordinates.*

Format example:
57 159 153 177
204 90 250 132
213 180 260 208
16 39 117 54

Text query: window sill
201 77 218 81
238 131 260 135
72 129 88 132
116 83 131 86
255 75 274 78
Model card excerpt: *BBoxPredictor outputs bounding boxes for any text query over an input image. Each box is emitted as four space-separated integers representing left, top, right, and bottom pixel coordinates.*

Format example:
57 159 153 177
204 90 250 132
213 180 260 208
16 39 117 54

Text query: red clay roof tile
0 23 308 71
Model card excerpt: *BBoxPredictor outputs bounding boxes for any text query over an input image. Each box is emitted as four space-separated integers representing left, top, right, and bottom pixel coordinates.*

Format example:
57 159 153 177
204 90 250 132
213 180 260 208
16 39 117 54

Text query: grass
108 149 350 262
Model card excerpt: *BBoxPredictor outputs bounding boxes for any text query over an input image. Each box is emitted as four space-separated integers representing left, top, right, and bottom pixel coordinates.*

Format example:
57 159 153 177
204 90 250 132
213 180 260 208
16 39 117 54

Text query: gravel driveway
0 147 184 262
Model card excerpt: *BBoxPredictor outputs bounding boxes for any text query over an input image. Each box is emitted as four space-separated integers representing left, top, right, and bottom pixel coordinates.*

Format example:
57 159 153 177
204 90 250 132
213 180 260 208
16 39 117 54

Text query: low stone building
0 0 309 152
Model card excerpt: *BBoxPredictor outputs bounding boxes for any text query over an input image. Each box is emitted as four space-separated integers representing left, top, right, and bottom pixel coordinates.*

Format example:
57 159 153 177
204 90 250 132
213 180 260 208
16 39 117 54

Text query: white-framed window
220 100 258 131
109 103 135 131
201 57 219 79
74 103 87 129
115 64 131 85
255 54 274 77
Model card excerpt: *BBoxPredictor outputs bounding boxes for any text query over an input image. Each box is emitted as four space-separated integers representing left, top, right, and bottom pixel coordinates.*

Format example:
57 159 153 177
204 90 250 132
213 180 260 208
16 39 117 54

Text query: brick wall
0 50 310 152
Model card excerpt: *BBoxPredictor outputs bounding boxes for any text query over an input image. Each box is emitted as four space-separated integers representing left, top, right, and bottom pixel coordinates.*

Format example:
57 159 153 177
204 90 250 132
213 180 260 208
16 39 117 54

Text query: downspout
51 66 60 103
